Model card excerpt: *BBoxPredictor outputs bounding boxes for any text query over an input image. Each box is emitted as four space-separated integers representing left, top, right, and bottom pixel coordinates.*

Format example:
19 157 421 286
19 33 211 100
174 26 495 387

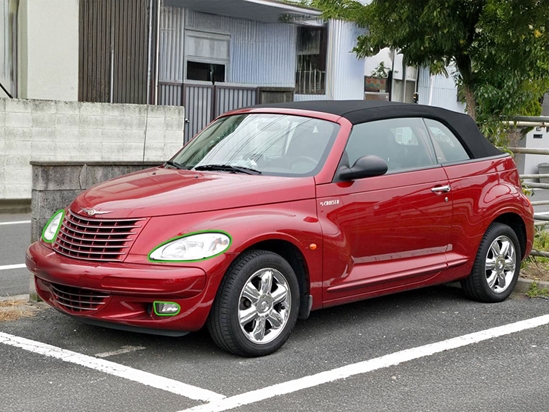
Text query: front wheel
207 250 300 357
461 222 521 303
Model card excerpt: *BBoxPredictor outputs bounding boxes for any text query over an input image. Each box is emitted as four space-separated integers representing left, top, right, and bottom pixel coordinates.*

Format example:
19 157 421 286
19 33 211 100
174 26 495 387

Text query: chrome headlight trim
148 231 232 262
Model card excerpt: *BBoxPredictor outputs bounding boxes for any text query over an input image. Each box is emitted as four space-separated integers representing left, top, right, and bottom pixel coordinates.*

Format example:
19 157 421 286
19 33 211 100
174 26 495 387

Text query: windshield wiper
164 160 184 169
194 164 262 175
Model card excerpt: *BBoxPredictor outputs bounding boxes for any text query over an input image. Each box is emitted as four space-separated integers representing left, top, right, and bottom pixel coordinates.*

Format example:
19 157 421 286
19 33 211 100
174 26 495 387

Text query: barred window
295 26 327 95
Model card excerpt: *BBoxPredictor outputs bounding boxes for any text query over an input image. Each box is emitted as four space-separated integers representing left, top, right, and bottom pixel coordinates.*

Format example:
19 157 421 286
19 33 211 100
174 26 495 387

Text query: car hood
71 167 316 218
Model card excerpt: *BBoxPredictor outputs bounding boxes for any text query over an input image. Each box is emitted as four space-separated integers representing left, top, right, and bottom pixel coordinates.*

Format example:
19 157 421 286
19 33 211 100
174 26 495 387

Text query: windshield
170 113 339 176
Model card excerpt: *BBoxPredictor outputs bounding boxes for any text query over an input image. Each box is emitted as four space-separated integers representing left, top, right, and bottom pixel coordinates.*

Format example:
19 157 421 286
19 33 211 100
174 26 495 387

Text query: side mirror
338 155 388 181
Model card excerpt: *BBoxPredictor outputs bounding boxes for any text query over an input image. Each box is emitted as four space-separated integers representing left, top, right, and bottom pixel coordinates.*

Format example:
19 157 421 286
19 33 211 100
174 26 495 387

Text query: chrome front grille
53 210 147 262
50 282 110 312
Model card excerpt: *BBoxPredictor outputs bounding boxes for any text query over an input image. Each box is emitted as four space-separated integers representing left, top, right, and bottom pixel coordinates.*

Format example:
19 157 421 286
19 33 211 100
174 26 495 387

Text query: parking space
0 213 31 297
2 285 549 411
3 212 549 411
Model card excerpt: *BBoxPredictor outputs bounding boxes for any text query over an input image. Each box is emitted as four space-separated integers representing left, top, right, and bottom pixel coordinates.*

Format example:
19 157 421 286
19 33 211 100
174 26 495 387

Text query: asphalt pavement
2 208 549 411
1 285 549 411
0 213 31 297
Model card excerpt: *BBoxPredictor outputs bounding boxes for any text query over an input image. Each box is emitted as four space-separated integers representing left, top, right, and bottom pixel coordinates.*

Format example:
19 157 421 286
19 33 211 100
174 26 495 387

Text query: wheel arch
491 213 528 259
243 239 312 319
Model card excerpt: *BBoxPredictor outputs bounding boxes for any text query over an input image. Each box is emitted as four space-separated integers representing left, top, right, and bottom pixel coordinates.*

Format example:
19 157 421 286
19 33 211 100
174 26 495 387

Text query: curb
515 278 549 294
0 294 29 302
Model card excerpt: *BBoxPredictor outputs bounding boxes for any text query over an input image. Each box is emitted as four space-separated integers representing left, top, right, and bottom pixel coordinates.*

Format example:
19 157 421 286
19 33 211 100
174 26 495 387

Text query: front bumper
26 241 215 333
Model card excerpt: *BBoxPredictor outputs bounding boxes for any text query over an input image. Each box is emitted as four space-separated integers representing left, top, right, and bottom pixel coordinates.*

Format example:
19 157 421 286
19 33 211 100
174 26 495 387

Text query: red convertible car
26 100 534 356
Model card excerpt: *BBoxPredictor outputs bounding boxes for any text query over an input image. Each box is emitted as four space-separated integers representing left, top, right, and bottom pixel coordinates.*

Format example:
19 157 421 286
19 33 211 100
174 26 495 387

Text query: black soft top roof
252 100 502 159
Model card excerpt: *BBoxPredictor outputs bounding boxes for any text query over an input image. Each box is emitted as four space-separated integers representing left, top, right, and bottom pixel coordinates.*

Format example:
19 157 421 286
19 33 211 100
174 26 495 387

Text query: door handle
431 185 451 193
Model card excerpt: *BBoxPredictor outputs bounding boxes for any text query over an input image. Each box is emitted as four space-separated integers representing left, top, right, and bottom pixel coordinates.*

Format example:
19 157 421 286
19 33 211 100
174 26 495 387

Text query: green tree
309 0 549 142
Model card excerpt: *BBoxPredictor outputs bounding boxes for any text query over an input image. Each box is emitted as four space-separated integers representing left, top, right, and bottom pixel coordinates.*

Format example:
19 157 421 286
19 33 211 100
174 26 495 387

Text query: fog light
153 301 181 316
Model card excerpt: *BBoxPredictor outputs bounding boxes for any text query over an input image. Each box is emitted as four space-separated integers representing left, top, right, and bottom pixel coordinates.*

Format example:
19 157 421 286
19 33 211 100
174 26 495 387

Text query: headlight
149 231 231 262
42 210 65 243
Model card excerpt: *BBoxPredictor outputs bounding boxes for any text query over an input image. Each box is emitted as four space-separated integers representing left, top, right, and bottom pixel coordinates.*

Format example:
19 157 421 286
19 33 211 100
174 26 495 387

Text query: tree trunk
463 84 477 122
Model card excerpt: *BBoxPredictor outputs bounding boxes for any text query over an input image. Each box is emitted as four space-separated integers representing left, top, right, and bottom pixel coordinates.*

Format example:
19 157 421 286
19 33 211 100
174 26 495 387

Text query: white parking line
0 332 225 403
180 314 549 412
95 345 146 358
0 220 31 226
0 264 26 271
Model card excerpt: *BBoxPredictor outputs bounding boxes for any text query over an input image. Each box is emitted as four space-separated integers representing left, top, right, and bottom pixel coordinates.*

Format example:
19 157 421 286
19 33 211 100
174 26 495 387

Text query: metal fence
508 144 549 258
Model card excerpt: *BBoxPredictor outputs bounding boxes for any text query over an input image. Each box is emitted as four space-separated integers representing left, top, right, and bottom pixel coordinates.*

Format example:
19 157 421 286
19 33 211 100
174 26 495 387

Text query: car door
317 117 454 305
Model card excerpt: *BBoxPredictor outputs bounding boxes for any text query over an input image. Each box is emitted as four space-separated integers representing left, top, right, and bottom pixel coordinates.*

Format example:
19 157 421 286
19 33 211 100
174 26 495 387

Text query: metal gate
79 0 154 104
159 82 258 142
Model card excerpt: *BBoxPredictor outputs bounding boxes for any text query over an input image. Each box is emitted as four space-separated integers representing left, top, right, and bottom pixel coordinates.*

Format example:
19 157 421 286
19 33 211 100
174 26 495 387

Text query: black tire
461 222 521 303
207 250 300 357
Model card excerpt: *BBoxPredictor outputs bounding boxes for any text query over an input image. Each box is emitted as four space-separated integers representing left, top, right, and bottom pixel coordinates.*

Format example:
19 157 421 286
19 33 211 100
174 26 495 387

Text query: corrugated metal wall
159 6 185 83
79 0 151 103
216 86 256 115
181 84 257 142
183 84 213 141
417 67 465 113
324 20 365 100
185 10 296 87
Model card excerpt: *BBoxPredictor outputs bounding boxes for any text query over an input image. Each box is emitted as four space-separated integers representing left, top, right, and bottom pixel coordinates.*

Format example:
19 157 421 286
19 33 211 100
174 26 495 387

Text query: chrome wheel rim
485 235 516 293
238 268 291 344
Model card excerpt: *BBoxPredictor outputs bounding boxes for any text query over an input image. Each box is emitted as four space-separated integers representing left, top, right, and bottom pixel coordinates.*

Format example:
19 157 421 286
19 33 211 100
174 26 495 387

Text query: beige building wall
18 0 78 101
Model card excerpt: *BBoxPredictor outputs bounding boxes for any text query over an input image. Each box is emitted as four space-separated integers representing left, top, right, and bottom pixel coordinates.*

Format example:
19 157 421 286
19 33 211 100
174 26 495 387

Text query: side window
424 119 470 163
344 118 437 172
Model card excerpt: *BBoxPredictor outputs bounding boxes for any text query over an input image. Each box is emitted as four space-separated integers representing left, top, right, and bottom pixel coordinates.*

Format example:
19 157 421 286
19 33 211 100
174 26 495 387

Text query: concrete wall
0 98 185 201
18 0 79 101
514 128 549 178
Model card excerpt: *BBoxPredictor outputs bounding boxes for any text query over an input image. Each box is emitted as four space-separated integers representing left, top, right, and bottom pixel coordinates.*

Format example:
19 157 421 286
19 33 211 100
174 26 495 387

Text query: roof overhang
163 0 323 25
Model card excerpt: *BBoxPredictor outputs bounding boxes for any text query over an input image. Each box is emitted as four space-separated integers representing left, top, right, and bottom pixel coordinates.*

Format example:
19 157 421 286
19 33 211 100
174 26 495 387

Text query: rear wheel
208 250 300 357
461 222 521 302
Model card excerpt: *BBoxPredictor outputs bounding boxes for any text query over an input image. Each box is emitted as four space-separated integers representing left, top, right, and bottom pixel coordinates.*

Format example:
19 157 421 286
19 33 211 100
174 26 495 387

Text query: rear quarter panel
442 155 534 280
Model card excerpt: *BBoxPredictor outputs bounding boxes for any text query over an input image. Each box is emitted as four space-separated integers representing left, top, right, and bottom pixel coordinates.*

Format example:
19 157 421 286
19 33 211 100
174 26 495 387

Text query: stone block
100 129 121 143
58 141 82 159
5 183 31 200
144 146 165 161
165 115 184 131
32 164 84 191
124 104 148 117
5 154 32 168
5 139 31 154
5 112 32 128
123 115 147 130
146 105 167 118
145 130 165 143
4 126 32 142
32 127 54 142
5 99 32 113
165 144 181 158
79 114 105 129
103 103 125 117
122 129 145 143
55 101 80 115
103 115 125 130
124 142 145 159
100 142 125 160
31 140 56 159
32 112 56 128
54 128 79 144
145 116 166 131
31 100 57 113
165 130 184 145
56 113 80 129
79 103 103 116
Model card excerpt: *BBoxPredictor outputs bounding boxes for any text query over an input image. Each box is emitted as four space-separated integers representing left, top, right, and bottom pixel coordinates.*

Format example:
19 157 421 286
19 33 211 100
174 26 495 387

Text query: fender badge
79 208 112 216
